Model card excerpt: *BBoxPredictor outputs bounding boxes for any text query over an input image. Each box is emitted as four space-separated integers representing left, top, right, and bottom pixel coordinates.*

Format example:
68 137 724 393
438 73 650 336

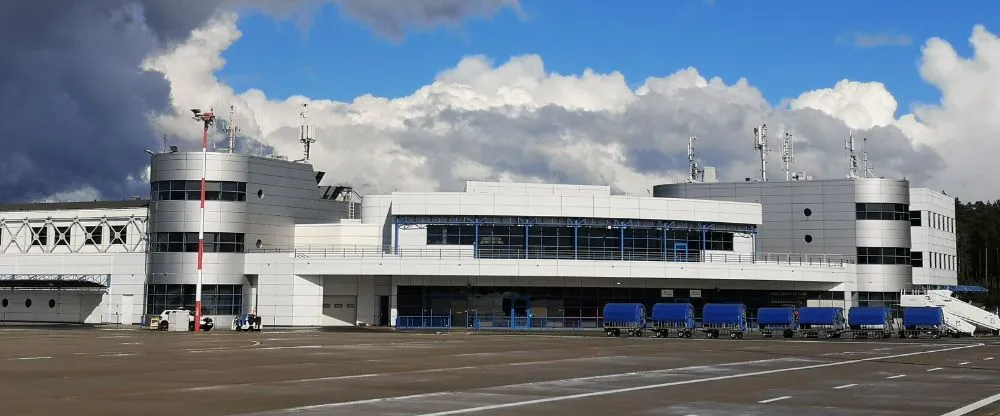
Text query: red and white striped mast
190 108 216 334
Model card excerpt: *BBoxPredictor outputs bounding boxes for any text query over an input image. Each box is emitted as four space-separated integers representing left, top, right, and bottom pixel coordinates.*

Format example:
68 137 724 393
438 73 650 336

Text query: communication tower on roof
227 105 240 154
297 103 315 163
846 130 859 179
861 136 875 178
781 129 794 181
753 123 769 181
686 136 702 183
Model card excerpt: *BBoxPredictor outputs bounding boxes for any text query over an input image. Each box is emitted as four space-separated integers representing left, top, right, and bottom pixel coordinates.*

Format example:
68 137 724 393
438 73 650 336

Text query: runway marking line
958 361 970 366
276 343 981 416
928 367 943 372
984 357 994 361
940 392 1000 416
886 374 906 379
10 356 52 361
758 396 792 404
833 383 857 389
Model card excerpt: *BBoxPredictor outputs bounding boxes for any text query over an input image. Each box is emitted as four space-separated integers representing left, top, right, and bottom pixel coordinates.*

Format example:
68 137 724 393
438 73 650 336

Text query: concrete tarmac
0 327 998 416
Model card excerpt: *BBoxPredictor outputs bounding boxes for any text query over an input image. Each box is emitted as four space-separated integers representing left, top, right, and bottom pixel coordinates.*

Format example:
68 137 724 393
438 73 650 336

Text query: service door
119 295 134 325
322 296 357 326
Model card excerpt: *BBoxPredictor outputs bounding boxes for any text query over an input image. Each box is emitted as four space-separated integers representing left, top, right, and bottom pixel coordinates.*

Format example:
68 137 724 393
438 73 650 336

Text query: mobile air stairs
900 289 998 337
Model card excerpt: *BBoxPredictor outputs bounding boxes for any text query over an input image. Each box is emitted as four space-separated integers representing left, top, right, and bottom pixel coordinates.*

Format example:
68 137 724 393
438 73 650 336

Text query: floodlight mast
190 108 216 334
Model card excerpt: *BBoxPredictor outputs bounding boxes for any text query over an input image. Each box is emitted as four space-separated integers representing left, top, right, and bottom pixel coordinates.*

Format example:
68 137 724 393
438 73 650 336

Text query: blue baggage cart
797 307 845 338
650 303 695 338
847 307 893 339
602 303 647 337
901 306 952 339
699 303 748 339
756 307 797 338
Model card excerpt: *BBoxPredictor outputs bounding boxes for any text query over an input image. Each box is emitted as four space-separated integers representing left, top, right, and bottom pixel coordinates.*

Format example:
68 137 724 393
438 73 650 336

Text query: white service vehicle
157 309 214 331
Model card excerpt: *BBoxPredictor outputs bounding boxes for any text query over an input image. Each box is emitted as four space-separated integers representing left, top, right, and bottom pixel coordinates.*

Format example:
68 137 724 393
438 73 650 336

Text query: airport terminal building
0 150 958 327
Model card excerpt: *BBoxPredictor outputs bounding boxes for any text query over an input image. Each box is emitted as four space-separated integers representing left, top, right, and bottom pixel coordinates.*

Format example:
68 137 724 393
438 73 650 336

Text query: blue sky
218 0 996 116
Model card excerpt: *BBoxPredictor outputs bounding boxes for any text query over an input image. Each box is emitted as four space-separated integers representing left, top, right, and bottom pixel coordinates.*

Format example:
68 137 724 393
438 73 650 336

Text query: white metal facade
0 152 959 327
909 188 958 286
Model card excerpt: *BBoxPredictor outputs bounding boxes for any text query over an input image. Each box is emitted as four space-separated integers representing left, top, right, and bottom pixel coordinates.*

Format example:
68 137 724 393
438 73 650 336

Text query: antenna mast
686 136 701 183
781 130 794 181
227 105 240 153
189 107 216 335
298 103 315 162
753 123 768 181
861 137 873 178
846 130 859 179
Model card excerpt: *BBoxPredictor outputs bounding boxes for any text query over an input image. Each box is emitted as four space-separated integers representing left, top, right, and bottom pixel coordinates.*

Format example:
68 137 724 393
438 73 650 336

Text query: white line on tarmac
273 343 980 416
928 367 943 372
758 396 792 404
404 343 981 416
254 345 322 351
10 356 52 361
958 361 970 366
833 383 857 389
940 392 1000 416
886 374 906 379
984 357 994 361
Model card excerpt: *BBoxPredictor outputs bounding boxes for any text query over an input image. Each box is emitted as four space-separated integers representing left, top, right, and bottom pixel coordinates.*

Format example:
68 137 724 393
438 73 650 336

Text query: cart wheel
634 329 643 338
736 332 743 339
684 330 692 338
730 332 737 339
932 332 941 339
676 331 685 338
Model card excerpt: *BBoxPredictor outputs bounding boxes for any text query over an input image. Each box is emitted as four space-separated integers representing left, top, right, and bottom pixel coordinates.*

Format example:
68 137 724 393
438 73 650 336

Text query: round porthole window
25 299 32 308
255 239 263 249
48 299 56 308
257 189 264 199
803 208 812 217
1 299 7 308
804 234 813 243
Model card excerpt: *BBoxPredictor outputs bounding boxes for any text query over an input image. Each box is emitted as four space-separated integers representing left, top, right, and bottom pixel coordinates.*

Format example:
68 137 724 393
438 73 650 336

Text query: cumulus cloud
149 17 953 199
0 0 517 204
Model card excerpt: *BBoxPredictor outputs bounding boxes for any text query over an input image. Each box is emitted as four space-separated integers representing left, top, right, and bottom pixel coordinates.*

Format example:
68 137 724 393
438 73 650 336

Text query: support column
473 222 480 258
701 227 707 262
573 226 579 260
662 225 668 261
393 222 400 254
619 226 625 261
524 225 530 259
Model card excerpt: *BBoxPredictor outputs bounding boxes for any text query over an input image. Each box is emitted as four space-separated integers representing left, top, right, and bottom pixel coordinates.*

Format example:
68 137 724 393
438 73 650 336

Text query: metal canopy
0 274 110 291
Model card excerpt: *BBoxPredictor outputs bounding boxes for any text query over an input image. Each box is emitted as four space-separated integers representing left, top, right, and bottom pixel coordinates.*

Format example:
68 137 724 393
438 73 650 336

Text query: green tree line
956 199 1000 306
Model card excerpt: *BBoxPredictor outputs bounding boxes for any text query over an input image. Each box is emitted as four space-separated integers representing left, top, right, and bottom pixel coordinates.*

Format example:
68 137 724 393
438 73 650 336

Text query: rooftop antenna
189 107 216 335
227 104 240 153
686 136 701 183
861 136 874 178
297 103 315 162
161 134 167 153
753 123 769 181
846 130 859 179
781 130 794 181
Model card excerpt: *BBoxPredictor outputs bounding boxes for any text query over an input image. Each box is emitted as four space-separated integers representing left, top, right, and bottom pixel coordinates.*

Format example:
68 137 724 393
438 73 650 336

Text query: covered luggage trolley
901 306 951 339
602 303 648 337
756 307 797 338
847 307 893 339
650 303 695 338
797 307 845 338
699 303 748 339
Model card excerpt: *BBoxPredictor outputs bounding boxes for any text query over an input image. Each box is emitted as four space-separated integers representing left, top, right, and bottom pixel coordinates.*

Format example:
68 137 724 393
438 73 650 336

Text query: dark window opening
911 251 923 268
909 210 922 227
149 232 246 253
857 246 912 265
150 180 247 202
855 203 910 221
804 234 813 243
48 299 55 308
803 208 812 217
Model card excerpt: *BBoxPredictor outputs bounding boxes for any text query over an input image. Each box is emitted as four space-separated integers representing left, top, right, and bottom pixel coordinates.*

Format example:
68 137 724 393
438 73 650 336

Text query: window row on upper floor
150 180 247 202
22 225 129 247
908 210 954 232
855 203 909 221
148 232 245 253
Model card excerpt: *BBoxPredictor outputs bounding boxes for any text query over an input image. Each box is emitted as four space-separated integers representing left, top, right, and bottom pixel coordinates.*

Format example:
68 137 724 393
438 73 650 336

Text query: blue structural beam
394 215 756 233
944 285 988 293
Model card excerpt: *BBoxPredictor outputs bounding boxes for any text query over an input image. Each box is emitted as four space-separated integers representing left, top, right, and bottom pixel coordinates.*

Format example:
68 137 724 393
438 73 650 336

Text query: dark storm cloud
0 0 517 203
333 0 520 40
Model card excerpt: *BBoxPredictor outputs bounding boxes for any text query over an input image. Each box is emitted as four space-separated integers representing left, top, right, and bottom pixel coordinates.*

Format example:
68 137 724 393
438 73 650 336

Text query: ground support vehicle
847 307 894 339
901 306 953 339
756 307 797 338
232 313 263 331
797 307 845 338
650 303 695 338
156 309 214 331
602 303 648 337
699 303 748 339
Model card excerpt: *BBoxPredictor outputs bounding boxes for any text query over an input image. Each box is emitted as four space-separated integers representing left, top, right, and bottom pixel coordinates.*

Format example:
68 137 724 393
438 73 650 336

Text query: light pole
191 108 216 333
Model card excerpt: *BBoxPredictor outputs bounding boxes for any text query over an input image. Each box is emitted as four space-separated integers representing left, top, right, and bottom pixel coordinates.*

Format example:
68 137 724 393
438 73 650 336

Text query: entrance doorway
378 295 390 326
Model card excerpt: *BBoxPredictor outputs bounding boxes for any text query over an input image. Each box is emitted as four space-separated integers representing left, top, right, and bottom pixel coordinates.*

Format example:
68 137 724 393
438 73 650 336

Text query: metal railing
249 245 854 268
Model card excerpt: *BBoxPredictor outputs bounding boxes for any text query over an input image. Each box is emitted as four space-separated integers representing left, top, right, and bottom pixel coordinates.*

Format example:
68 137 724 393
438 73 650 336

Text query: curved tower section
853 178 911 293
145 151 351 319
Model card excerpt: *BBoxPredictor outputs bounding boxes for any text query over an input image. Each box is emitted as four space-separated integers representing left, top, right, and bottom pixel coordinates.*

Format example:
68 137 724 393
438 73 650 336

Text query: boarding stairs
901 289 1000 335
